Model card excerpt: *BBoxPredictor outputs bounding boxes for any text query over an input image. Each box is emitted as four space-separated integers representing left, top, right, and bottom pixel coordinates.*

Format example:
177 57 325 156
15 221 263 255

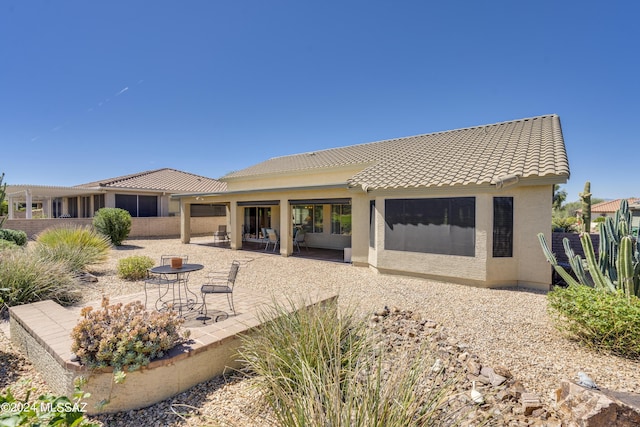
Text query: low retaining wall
4 217 225 239
9 291 337 414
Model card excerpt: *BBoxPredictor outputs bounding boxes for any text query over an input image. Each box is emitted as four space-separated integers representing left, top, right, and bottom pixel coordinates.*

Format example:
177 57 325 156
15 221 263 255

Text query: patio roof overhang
5 185 100 200
170 183 350 200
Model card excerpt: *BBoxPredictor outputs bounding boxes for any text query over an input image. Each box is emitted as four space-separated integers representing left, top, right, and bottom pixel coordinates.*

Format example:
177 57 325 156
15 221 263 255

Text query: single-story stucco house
176 114 570 290
5 168 226 219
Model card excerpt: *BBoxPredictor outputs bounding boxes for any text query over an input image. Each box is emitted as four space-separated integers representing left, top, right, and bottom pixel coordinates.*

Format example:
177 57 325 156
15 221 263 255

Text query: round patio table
149 263 203 316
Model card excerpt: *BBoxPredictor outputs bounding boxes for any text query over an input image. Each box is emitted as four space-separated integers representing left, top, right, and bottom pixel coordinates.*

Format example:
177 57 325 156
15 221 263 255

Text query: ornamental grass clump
34 225 111 272
117 255 154 281
237 299 461 427
0 249 79 316
71 297 189 374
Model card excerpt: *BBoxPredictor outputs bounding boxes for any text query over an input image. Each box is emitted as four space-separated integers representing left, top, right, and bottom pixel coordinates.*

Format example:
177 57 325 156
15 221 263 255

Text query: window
52 198 62 218
331 204 351 235
191 204 226 217
115 194 158 217
293 205 323 233
81 196 91 218
138 196 158 217
369 200 375 248
93 194 105 213
67 197 78 218
384 197 475 256
493 197 513 257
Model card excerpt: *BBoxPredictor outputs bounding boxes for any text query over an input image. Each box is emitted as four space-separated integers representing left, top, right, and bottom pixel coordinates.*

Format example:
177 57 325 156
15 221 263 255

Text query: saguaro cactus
0 172 6 228
579 181 591 233
538 199 640 298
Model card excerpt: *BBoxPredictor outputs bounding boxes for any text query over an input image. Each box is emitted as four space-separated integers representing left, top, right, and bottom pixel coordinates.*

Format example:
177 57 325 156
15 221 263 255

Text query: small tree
92 208 132 246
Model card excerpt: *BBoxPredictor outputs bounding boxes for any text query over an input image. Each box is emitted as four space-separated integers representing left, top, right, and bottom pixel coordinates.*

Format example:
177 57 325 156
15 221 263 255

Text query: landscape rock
556 380 640 427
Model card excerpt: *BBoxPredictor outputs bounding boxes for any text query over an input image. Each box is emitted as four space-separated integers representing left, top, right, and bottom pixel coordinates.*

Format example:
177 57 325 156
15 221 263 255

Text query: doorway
243 207 271 240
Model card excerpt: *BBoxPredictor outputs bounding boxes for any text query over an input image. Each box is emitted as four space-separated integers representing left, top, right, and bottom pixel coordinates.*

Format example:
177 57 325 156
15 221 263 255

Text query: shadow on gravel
114 244 144 250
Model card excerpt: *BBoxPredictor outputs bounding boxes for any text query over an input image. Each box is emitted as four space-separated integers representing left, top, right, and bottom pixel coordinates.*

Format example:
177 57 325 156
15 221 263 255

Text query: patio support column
8 196 14 219
350 195 369 266
25 190 32 219
180 200 191 244
230 201 242 250
279 198 292 256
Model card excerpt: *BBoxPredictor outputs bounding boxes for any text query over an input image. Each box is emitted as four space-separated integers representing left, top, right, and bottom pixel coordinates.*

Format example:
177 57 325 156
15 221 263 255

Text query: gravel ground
2 236 640 426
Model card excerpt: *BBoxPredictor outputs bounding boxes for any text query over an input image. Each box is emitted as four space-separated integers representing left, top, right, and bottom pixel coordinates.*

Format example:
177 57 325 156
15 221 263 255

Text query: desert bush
237 299 460 427
0 250 80 315
0 228 28 246
92 208 131 246
117 255 154 280
34 225 111 272
71 297 189 374
547 284 640 358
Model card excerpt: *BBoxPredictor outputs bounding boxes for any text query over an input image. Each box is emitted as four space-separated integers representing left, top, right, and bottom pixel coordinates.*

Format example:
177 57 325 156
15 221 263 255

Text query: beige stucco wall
371 189 490 285
365 184 553 289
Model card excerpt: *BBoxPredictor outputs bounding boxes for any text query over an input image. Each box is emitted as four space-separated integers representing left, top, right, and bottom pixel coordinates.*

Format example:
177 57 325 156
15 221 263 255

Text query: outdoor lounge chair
200 260 240 323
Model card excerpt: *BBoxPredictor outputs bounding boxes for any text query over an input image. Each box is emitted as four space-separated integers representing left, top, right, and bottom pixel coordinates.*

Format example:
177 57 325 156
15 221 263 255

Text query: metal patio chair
200 260 240 323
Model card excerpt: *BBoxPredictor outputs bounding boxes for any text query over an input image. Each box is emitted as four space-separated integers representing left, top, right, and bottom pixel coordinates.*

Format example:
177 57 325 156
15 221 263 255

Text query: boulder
556 380 640 426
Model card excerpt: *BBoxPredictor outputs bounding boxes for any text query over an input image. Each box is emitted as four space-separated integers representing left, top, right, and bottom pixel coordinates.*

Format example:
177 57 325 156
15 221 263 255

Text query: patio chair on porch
264 228 280 252
200 260 240 323
213 225 229 244
294 229 309 252
144 255 188 310
261 227 270 249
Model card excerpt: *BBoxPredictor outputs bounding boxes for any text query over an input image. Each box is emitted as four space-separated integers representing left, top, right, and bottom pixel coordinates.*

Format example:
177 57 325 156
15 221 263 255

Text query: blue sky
1 1 638 203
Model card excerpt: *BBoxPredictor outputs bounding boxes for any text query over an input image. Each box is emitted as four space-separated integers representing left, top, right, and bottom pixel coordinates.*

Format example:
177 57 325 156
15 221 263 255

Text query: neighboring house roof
75 168 227 193
589 198 640 214
222 114 569 190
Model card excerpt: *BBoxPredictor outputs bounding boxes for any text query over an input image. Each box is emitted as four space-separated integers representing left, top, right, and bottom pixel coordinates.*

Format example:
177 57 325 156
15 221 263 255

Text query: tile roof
223 114 569 190
75 168 227 193
590 198 640 213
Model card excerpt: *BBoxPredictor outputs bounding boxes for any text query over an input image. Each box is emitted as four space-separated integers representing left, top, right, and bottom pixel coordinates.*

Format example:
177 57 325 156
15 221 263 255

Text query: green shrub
34 226 112 272
92 208 132 246
0 380 98 427
71 297 189 374
0 250 80 316
551 216 577 233
238 300 460 427
547 284 640 358
0 228 28 246
117 255 154 280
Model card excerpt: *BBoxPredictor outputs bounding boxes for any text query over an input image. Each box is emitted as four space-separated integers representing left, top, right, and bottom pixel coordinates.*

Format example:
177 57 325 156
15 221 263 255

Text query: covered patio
195 238 347 263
